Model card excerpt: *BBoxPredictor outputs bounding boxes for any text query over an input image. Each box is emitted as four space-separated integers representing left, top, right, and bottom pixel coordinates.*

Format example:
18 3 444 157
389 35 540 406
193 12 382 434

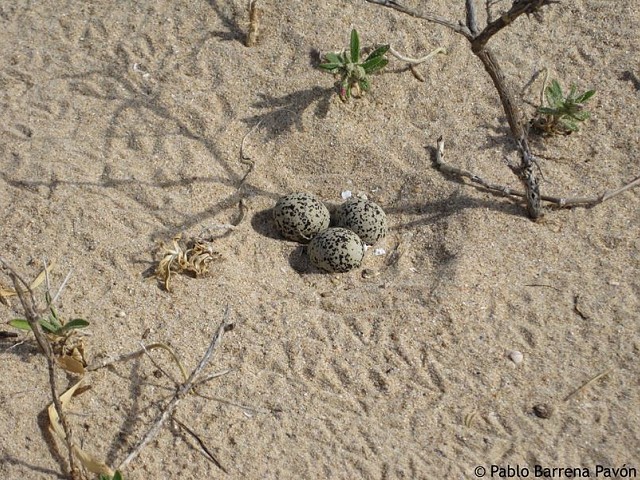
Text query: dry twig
246 0 260 47
0 258 81 479
118 306 233 471
564 369 612 402
173 417 227 473
434 136 640 209
365 0 639 219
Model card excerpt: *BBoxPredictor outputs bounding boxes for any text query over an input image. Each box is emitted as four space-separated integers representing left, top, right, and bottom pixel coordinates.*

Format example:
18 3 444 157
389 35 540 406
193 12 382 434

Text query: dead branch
364 0 469 35
118 306 233 471
0 258 81 479
388 45 447 65
434 136 640 208
365 0 564 218
173 417 227 473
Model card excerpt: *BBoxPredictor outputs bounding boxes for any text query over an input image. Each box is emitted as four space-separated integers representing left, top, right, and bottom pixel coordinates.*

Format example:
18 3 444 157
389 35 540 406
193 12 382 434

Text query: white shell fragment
335 197 387 245
308 227 365 273
508 350 524 365
273 192 330 243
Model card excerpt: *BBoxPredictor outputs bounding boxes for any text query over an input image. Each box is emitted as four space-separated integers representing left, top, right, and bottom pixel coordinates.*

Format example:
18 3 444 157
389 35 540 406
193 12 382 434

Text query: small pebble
341 190 352 200
508 350 523 364
361 268 379 279
374 248 386 256
116 310 126 318
533 403 553 419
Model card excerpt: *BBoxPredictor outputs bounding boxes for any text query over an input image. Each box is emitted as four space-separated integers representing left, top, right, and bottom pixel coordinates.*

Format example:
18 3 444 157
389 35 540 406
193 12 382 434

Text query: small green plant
8 292 89 336
531 79 596 135
100 471 124 480
319 28 389 101
8 291 90 373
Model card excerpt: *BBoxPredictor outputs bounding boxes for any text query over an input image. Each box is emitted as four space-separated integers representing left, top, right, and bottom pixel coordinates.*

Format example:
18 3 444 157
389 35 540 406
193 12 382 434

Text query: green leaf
345 82 352 99
364 44 390 63
58 318 90 333
8 319 32 331
361 56 388 74
323 52 343 65
576 89 596 104
39 318 60 334
318 62 342 72
49 304 59 322
360 77 371 92
546 80 563 107
571 111 591 121
559 118 579 132
536 106 559 115
350 29 360 64
47 311 62 330
99 473 124 480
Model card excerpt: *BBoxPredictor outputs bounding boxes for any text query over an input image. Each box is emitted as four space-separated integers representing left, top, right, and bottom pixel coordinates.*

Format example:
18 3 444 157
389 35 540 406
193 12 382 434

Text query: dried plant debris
49 380 115 476
156 235 222 291
0 261 54 305
246 0 260 47
7 278 90 374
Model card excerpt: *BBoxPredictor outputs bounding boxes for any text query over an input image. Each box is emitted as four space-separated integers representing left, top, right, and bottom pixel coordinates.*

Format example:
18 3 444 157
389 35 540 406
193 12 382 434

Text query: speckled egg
273 192 330 243
334 197 387 245
308 227 365 273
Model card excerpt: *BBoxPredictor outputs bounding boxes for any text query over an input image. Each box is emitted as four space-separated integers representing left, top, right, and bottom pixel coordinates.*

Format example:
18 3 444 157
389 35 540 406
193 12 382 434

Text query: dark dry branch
466 0 480 35
118 306 233 471
173 417 227 473
473 0 561 51
364 0 469 35
0 258 81 479
434 136 640 209
365 0 567 218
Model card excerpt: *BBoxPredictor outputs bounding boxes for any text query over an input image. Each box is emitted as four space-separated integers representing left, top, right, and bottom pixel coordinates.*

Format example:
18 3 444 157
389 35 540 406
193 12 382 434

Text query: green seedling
8 291 90 373
319 28 389 101
100 471 124 480
532 79 596 135
8 292 89 336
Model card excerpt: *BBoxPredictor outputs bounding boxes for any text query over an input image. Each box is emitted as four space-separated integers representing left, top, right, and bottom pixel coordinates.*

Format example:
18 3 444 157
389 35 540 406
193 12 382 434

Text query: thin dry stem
246 0 259 47
0 258 81 479
434 137 640 208
564 369 612 402
173 417 227 473
388 45 447 65
118 306 233 470
466 0 480 35
365 0 470 36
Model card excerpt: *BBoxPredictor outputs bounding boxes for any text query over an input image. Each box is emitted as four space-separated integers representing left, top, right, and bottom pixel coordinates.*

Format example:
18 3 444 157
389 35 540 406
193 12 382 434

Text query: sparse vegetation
9 292 89 336
365 0 639 217
531 79 596 136
156 234 222 291
99 471 124 480
319 28 389 101
8 291 90 374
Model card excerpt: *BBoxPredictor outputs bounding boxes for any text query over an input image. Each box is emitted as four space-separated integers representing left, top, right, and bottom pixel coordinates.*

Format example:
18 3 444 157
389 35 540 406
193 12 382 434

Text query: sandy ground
1 1 639 478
